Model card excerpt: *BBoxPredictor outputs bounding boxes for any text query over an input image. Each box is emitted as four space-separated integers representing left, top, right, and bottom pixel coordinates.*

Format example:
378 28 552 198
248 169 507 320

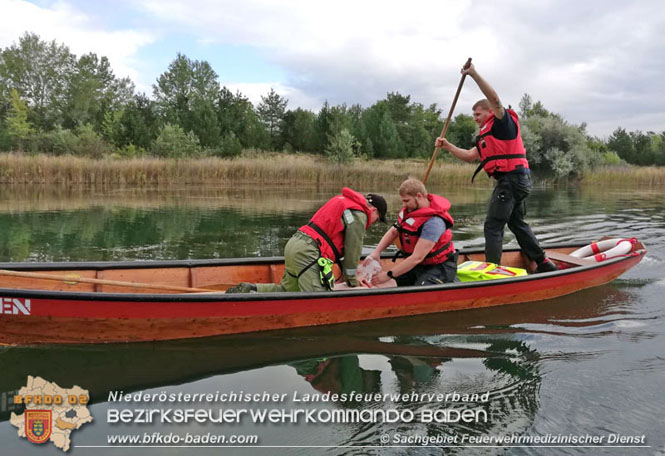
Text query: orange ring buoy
570 238 635 262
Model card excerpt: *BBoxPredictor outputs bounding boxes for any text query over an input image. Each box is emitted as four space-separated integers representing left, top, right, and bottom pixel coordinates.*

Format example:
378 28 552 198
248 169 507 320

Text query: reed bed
3 153 662 188
0 152 481 189
581 165 665 187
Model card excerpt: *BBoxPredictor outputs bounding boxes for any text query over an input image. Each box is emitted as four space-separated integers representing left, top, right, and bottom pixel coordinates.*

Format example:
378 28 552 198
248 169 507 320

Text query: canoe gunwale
0 247 646 303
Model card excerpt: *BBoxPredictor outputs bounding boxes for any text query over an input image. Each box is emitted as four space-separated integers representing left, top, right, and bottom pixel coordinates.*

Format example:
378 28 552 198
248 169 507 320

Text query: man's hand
358 277 373 288
371 271 391 286
362 252 379 266
436 137 453 151
462 62 477 78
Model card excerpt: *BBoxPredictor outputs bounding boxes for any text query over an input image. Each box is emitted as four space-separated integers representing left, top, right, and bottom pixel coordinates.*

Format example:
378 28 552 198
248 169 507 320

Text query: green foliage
325 128 357 163
281 108 317 152
151 123 201 158
120 93 159 149
363 103 403 158
257 88 287 149
64 52 134 130
73 123 114 158
601 151 622 166
6 89 33 147
117 144 145 158
35 128 80 155
1 33 663 173
211 132 243 157
0 32 75 129
521 114 596 179
446 114 476 151
217 87 267 148
153 53 221 148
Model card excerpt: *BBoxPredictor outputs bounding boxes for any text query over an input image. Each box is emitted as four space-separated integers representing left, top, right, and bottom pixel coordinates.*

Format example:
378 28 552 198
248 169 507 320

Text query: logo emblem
25 410 52 444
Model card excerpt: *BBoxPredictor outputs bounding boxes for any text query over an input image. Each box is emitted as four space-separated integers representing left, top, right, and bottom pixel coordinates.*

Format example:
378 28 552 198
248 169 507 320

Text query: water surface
0 183 663 455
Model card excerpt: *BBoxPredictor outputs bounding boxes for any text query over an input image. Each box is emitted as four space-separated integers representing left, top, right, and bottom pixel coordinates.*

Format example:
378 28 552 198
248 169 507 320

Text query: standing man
227 188 387 293
436 63 557 273
367 178 457 287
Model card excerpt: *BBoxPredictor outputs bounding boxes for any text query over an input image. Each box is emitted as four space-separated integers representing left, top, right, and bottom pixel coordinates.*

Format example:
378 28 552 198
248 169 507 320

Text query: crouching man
366 178 457 287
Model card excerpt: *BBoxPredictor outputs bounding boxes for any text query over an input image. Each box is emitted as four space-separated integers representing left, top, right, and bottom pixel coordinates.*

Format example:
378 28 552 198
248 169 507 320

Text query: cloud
0 0 155 85
2 0 663 136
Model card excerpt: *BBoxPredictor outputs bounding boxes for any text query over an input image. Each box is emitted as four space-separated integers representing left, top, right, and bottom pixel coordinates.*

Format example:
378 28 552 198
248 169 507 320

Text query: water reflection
1 184 664 454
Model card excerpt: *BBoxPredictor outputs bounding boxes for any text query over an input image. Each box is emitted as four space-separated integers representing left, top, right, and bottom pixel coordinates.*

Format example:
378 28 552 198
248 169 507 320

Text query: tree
607 127 635 163
521 114 597 178
518 93 551 119
0 32 75 129
151 123 201 158
446 114 477 152
63 53 134 130
363 103 403 158
325 128 357 163
153 53 221 147
119 93 159 149
216 87 268 148
281 108 317 152
5 89 33 147
256 88 287 149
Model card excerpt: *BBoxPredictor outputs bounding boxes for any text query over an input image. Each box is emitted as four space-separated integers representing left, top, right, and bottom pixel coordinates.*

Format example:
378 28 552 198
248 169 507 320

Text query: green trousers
256 231 327 293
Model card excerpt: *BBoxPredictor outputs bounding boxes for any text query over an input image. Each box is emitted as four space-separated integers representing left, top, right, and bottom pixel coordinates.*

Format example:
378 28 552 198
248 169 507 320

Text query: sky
1 0 664 137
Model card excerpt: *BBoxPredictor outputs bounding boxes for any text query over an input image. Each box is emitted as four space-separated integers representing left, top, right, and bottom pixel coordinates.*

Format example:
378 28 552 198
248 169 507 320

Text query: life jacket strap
471 154 527 183
307 221 342 264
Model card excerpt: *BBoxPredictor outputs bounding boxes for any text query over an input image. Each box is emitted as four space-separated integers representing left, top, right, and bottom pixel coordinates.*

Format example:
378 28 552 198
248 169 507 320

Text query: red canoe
0 240 646 345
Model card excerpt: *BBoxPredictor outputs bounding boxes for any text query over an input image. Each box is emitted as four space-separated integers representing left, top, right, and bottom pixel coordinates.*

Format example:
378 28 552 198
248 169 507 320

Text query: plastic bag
358 257 382 282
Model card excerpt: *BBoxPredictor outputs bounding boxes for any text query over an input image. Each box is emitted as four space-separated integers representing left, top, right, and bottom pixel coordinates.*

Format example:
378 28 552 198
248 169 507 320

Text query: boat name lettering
0 297 31 315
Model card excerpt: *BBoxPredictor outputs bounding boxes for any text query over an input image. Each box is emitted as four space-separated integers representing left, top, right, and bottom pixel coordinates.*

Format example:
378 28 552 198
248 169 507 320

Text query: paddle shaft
0 269 219 293
422 57 472 185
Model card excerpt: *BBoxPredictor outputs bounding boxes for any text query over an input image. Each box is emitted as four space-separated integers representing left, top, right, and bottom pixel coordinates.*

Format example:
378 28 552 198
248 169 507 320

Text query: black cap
366 194 387 223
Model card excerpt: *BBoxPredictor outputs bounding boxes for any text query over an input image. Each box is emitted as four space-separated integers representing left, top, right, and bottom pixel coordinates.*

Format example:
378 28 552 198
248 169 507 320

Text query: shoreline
0 152 662 187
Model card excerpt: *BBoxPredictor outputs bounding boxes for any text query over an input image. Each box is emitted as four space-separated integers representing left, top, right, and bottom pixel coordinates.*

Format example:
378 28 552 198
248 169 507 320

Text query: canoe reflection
1 282 630 425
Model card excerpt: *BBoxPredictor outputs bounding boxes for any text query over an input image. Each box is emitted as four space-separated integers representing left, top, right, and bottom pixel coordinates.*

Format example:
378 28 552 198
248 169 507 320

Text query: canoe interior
0 243 638 294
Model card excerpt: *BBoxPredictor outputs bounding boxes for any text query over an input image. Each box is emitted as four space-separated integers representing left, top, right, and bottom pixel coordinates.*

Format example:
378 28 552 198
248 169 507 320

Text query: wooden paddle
0 269 223 294
422 57 472 185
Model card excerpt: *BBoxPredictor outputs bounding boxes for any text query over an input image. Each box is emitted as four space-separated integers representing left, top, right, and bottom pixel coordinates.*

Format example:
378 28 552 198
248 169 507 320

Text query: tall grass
582 165 665 187
0 152 482 189
2 152 662 188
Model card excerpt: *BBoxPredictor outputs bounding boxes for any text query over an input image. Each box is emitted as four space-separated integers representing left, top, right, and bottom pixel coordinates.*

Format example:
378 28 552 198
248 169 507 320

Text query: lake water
0 183 664 455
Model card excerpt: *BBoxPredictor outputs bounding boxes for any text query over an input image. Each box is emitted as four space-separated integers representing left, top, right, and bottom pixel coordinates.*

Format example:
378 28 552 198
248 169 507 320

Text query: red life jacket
298 188 372 263
395 194 455 265
472 108 529 182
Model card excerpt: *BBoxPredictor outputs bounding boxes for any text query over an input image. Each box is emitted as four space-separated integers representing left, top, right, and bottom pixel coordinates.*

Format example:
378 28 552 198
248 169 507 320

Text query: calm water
0 183 664 455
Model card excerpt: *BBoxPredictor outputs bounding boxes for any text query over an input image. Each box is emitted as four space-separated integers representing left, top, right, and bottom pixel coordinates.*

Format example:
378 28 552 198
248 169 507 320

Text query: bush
151 124 201 158
601 151 622 166
210 132 242 157
117 144 146 158
521 115 594 179
36 128 81 155
325 128 356 163
73 124 114 158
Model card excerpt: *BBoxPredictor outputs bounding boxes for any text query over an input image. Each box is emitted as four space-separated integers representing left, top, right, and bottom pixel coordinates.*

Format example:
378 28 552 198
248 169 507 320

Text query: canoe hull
0 248 644 344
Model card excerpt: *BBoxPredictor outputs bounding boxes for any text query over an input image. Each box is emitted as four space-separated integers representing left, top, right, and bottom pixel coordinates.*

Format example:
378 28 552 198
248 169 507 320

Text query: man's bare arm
464 63 505 119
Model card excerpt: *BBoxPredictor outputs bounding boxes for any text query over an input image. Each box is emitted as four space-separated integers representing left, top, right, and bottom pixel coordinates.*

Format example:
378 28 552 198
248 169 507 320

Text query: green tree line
1 33 663 178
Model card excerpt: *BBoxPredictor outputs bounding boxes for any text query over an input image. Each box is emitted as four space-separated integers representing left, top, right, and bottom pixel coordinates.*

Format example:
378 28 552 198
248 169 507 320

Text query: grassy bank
0 152 482 188
581 165 665 187
0 152 663 187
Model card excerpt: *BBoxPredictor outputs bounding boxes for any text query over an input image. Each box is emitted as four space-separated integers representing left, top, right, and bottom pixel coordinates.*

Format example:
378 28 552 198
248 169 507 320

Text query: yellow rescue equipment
456 261 527 282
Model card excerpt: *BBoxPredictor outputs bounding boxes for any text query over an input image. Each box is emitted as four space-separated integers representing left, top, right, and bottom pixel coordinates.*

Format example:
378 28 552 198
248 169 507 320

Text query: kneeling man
367 178 457 287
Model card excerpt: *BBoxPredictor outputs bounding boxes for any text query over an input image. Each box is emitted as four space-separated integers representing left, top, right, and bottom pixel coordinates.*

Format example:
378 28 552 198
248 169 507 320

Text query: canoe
0 239 646 345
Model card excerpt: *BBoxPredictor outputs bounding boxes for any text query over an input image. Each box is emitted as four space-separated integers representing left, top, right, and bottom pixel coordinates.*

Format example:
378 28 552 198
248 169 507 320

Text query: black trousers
395 252 459 287
484 172 545 264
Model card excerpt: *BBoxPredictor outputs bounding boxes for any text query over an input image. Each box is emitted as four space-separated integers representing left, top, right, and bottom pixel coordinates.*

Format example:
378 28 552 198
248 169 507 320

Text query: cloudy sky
1 0 664 137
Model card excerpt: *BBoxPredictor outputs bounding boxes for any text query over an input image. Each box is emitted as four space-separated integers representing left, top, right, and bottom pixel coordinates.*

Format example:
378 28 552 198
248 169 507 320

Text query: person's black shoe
226 282 257 293
535 257 558 273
